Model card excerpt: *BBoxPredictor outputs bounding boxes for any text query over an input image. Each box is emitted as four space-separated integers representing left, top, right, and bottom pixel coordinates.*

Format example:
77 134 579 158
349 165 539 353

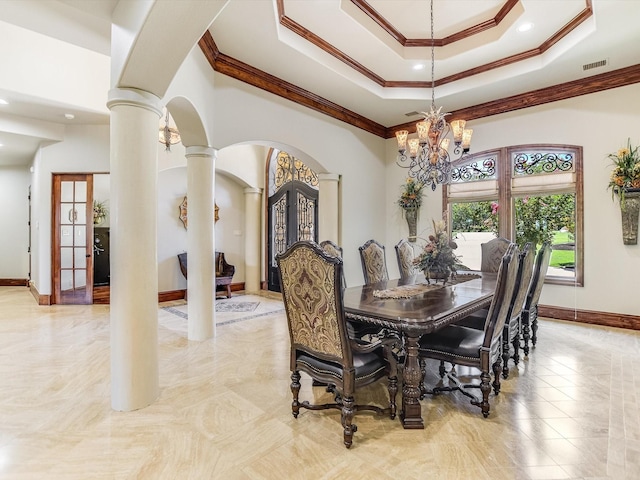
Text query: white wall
0 166 31 278
385 83 640 316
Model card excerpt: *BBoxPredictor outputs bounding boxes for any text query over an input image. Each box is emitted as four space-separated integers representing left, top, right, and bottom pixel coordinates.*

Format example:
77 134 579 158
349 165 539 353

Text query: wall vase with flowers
398 178 425 242
607 139 640 244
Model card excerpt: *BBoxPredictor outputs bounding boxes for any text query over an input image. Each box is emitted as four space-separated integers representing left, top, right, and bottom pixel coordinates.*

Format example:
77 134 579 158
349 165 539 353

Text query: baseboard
539 304 640 331
29 282 51 305
0 278 29 287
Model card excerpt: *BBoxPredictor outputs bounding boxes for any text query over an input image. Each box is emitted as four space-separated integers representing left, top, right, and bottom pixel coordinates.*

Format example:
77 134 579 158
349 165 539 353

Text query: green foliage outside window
451 201 499 236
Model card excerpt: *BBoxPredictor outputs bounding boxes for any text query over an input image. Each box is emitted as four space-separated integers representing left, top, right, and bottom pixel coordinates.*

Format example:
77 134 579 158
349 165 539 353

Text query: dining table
343 272 498 429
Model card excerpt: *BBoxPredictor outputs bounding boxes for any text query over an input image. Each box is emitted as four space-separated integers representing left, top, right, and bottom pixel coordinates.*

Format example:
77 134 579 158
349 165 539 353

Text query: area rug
215 301 259 313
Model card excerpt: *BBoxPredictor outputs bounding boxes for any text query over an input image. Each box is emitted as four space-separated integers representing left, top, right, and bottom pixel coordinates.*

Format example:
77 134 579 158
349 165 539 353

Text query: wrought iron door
267 181 318 292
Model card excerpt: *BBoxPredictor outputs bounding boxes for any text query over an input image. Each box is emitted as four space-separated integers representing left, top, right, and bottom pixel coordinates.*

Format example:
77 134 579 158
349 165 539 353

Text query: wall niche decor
178 196 219 229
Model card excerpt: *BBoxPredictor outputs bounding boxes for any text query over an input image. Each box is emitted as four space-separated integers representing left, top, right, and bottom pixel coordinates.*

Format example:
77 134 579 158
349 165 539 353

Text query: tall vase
405 208 418 242
620 189 640 245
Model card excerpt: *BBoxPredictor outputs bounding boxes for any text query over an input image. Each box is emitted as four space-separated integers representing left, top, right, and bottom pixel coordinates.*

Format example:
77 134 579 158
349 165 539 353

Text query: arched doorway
267 151 319 292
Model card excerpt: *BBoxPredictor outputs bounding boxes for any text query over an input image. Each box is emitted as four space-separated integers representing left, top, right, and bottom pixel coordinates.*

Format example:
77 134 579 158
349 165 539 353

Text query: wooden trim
197 33 387 138
539 304 640 331
29 282 51 305
159 290 186 303
351 0 520 48
0 279 29 286
388 63 640 137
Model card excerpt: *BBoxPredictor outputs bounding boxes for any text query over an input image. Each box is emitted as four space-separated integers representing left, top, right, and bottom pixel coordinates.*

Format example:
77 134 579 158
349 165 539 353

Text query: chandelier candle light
396 0 473 191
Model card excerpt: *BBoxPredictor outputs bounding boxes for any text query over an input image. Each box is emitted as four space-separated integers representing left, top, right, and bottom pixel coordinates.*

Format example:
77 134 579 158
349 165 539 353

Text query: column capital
318 173 340 182
244 187 262 195
107 88 163 116
185 146 217 159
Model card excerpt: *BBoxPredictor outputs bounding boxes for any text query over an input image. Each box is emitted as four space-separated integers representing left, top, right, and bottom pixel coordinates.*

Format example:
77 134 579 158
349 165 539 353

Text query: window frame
444 144 583 287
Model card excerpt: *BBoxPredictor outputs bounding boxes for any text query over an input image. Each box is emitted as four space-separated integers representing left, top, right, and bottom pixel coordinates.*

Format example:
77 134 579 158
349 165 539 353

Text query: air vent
582 59 608 71
404 111 421 117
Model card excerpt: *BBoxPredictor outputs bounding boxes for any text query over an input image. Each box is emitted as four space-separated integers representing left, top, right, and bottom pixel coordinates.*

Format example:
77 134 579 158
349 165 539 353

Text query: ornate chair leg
522 310 531 356
512 332 520 366
341 396 356 449
388 376 398 420
531 307 539 346
438 360 446 378
479 370 491 418
501 331 510 379
291 371 301 418
492 360 501 396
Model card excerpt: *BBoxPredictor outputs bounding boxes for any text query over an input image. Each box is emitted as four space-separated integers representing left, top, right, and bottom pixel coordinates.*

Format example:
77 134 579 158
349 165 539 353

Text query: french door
52 174 94 304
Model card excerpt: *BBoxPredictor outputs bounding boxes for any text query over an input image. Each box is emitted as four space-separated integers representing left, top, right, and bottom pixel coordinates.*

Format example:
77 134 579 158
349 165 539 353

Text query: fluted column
107 88 162 411
318 173 340 243
186 146 217 340
244 187 263 293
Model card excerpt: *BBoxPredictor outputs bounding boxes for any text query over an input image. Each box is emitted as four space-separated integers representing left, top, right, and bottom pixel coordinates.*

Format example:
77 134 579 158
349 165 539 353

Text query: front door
52 174 94 304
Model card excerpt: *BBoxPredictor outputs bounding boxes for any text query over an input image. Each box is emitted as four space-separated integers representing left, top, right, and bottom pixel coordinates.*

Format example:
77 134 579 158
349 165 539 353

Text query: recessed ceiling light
0 99 8 105
64 113 75 120
517 22 534 33
413 64 426 71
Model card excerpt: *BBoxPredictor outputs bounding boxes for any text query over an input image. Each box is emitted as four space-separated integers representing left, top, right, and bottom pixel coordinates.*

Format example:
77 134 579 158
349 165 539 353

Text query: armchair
277 240 397 448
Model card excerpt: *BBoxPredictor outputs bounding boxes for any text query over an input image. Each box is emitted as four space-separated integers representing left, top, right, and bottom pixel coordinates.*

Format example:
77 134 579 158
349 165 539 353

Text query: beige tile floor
1 285 639 479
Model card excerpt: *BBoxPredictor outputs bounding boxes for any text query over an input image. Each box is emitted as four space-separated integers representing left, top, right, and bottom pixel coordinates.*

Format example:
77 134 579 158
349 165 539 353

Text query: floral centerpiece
93 200 108 225
413 219 463 284
607 138 640 206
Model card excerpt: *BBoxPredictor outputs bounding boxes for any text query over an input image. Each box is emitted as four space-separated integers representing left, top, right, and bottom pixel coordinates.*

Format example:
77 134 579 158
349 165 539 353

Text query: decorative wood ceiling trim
197 32 387 138
351 0 519 47
277 0 592 89
200 31 640 139
388 63 640 138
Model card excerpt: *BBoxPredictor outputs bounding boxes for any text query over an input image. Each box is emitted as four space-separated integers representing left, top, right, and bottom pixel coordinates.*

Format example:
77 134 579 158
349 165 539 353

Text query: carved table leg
400 334 424 429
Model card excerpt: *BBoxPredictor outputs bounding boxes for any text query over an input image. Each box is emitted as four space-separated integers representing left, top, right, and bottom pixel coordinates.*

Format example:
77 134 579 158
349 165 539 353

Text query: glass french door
52 174 94 304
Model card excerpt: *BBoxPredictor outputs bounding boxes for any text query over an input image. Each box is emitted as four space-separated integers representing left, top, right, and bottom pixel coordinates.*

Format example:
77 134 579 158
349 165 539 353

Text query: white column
318 173 340 243
107 88 162 411
186 146 217 340
244 187 262 293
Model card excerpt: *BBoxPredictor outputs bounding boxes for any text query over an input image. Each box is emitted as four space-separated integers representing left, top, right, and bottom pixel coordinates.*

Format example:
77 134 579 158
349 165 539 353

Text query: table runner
372 273 481 299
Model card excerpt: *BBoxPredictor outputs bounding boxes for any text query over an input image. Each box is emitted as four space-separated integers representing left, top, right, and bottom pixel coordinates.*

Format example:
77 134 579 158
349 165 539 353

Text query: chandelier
396 0 473 191
159 108 181 152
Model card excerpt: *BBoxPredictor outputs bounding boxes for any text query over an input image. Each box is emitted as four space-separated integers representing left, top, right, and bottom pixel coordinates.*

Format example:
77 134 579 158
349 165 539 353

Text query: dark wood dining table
343 272 498 429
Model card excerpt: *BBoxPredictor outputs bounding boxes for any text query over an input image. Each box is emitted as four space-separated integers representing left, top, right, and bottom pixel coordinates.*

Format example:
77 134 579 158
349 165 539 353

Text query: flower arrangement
413 219 462 283
607 138 640 205
397 178 425 210
93 200 108 225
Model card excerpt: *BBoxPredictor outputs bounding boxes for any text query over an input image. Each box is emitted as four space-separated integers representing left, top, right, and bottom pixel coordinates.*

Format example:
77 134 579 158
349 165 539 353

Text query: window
446 145 583 286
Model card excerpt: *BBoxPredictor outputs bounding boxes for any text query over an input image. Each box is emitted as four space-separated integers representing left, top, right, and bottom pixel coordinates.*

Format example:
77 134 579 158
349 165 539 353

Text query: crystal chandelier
396 0 473 191
159 108 181 152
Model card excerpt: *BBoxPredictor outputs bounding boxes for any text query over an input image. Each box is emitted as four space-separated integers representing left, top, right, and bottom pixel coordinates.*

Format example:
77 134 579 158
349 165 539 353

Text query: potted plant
397 178 425 242
607 139 640 244
413 218 463 284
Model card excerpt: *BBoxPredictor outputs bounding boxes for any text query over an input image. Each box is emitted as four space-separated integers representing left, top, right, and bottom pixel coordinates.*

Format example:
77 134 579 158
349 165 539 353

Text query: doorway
52 174 94 304
267 151 318 292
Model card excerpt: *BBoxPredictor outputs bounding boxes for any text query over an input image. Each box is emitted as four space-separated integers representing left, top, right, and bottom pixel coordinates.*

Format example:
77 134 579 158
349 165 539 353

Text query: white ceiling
1 0 639 166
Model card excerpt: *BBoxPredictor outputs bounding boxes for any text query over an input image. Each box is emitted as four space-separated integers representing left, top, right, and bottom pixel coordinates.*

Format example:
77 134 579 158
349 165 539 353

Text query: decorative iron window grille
512 151 574 176
274 152 319 190
450 156 497 183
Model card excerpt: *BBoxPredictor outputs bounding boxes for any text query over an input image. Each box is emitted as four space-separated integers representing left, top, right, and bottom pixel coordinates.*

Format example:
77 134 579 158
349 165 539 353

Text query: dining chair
418 243 519 417
394 238 416 279
522 242 552 355
480 236 512 272
358 239 389 284
319 239 343 259
276 240 397 448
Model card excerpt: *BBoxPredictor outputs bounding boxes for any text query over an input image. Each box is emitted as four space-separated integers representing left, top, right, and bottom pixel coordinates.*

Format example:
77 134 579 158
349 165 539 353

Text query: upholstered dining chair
276 240 398 448
319 240 343 259
418 243 519 417
395 238 416 279
480 236 512 273
522 242 552 355
359 239 389 285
